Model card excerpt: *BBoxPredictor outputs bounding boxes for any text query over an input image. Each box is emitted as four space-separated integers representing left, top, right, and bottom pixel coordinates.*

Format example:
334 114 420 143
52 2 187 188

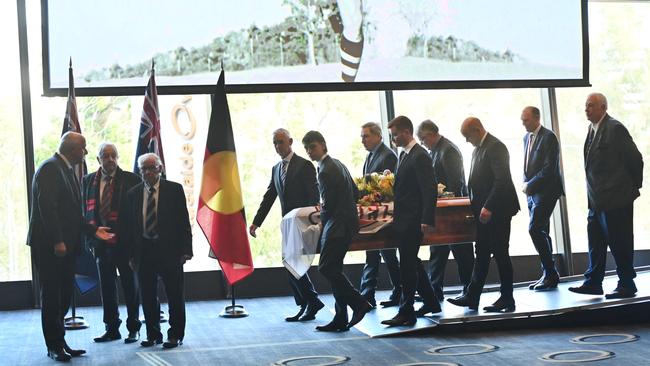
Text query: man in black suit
448 117 519 313
83 143 142 343
381 116 441 327
520 107 564 291
250 128 324 322
569 93 643 299
357 122 402 308
416 120 474 301
126 153 193 348
27 132 114 362
302 131 372 332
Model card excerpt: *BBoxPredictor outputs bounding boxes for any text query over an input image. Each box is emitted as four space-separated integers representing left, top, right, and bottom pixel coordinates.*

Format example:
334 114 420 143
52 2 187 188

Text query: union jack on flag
133 64 165 175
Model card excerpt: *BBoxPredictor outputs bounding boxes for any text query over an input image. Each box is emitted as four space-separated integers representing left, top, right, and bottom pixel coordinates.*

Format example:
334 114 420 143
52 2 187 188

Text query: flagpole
64 291 89 330
219 284 249 318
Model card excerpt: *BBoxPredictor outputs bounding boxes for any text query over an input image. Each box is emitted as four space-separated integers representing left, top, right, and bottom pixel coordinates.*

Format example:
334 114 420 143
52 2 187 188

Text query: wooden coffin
348 197 476 251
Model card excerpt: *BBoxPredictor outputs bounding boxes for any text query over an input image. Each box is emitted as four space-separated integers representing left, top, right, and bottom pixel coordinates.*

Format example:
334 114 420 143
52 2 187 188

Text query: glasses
140 165 159 172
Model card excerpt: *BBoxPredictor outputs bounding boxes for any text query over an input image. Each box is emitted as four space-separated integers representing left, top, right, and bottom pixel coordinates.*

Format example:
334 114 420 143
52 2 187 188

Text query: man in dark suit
27 132 114 362
83 143 142 343
249 128 324 322
416 120 474 301
381 116 441 327
302 131 372 332
126 153 193 348
448 117 520 313
569 93 643 299
357 122 402 308
520 107 564 291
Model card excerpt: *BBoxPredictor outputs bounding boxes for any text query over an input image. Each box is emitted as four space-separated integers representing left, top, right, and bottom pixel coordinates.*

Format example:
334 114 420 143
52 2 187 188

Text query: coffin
348 197 476 251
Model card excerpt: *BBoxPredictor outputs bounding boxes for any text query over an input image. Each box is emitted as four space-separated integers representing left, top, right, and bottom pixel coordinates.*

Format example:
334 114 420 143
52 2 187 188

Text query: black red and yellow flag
197 70 254 285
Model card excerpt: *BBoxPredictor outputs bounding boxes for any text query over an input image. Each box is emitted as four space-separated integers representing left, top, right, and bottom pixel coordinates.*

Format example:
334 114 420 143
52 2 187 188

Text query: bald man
448 118 519 313
520 107 564 291
568 93 643 299
27 132 114 361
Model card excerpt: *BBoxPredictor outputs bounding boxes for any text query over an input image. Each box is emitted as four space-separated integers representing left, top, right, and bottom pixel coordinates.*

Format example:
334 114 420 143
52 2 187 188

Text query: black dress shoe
534 275 559 291
446 295 479 310
379 298 400 307
140 338 163 347
605 287 637 299
94 330 121 343
163 337 182 349
529 276 544 290
348 301 372 328
568 284 604 295
63 344 86 357
47 349 71 362
124 331 140 344
415 303 442 317
299 300 325 321
315 321 349 332
381 313 417 327
483 297 515 313
285 305 306 322
363 296 377 308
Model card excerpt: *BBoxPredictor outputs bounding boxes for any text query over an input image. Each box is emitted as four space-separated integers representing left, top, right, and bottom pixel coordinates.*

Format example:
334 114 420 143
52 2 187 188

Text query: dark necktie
524 133 534 173
68 168 80 199
396 150 406 173
100 175 113 225
145 186 158 239
281 160 288 187
363 152 373 174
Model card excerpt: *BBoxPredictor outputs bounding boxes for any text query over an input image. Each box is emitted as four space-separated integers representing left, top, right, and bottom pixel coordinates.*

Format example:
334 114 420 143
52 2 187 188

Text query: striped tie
281 159 288 187
99 176 113 225
145 186 158 239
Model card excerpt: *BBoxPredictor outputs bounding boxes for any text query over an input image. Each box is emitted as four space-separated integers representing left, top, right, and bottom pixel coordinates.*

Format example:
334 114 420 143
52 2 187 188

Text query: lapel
56 154 81 205
585 117 607 167
469 135 488 186
274 161 284 197
134 183 145 233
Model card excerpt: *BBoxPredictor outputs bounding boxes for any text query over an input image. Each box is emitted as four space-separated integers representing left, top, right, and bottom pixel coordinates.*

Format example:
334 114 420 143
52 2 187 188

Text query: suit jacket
364 143 397 175
126 179 193 269
468 133 519 217
319 155 359 244
523 126 564 202
430 136 468 197
82 167 141 257
584 114 643 211
27 153 91 257
253 153 319 226
393 143 436 231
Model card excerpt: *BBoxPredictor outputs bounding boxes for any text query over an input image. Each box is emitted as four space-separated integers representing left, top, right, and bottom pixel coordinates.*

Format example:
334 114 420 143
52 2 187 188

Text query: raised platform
353 269 650 337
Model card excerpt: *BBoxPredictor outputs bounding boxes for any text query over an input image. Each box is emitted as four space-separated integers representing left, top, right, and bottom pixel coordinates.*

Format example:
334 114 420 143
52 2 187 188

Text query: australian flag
134 63 165 175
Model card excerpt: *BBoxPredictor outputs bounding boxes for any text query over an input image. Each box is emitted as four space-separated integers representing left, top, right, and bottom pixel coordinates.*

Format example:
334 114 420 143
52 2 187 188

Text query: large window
556 1 650 254
0 1 31 281
393 88 547 257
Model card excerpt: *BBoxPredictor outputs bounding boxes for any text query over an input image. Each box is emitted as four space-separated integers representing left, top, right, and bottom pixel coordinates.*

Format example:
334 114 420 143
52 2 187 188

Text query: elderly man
520 107 564 291
27 132 113 361
250 128 324 322
82 143 142 343
127 153 192 348
416 120 474 302
568 93 643 299
448 118 519 313
302 130 371 331
357 122 401 308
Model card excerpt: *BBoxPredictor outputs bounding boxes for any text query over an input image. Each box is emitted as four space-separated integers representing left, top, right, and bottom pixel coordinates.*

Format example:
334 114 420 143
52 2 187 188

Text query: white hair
137 153 163 168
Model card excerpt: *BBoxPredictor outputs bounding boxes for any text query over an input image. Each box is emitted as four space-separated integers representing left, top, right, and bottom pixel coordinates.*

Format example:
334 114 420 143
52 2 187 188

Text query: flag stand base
219 284 249 318
64 293 88 330
64 316 89 330
219 304 249 318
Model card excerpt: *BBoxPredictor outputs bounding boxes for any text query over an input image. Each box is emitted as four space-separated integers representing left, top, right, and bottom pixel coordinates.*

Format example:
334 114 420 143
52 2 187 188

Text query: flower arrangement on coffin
354 170 395 205
437 183 456 198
